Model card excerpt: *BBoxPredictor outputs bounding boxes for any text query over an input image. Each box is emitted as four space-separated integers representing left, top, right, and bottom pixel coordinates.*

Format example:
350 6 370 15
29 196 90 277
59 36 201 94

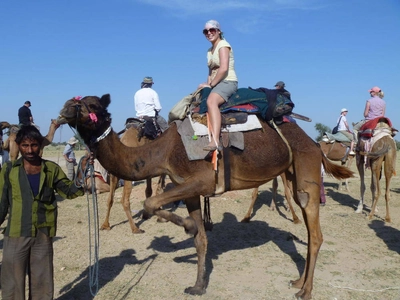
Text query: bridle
69 96 112 147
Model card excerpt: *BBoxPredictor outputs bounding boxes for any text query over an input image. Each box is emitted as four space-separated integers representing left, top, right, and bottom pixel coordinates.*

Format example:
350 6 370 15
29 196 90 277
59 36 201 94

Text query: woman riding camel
198 20 238 151
353 86 386 132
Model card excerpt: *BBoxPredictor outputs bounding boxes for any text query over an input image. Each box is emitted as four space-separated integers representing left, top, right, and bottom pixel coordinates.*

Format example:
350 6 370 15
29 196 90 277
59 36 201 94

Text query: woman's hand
198 83 211 89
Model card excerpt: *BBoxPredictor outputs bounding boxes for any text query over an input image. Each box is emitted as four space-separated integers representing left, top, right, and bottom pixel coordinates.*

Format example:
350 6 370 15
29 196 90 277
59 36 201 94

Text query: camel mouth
57 115 69 125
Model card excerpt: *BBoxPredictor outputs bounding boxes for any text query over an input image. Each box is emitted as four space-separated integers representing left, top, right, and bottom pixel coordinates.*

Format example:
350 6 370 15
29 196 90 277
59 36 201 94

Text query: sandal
203 144 222 151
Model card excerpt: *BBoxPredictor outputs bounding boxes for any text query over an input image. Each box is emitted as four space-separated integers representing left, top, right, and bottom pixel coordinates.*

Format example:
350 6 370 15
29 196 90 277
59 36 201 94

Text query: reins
67 99 107 297
74 150 100 297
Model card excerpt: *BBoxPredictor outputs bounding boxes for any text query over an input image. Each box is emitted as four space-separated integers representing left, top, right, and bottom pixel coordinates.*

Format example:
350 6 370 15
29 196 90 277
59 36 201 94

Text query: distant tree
396 139 400 150
314 123 331 142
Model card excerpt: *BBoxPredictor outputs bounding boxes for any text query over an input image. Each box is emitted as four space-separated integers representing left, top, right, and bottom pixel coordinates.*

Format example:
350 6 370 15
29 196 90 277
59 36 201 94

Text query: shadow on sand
368 220 400 255
57 249 157 299
148 210 307 293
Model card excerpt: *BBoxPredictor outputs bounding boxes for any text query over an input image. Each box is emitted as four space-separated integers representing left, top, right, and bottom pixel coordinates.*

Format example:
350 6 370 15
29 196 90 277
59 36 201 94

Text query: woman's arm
363 101 370 118
209 47 230 87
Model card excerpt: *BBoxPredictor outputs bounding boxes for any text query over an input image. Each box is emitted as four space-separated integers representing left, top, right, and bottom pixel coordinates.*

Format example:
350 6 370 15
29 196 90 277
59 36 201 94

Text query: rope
269 120 293 166
329 282 400 293
69 128 100 297
86 165 100 297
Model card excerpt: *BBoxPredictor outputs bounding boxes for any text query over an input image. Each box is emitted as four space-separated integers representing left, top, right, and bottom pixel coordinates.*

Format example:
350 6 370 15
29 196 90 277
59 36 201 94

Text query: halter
95 126 112 143
70 96 112 146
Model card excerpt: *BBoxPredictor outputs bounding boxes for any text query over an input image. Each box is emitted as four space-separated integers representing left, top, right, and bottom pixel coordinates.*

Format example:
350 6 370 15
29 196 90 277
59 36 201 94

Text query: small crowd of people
0 18 390 299
325 86 386 156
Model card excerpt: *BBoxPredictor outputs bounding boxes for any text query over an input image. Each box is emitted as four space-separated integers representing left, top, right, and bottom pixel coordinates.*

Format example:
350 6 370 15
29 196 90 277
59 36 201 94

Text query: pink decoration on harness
89 113 98 123
74 96 82 100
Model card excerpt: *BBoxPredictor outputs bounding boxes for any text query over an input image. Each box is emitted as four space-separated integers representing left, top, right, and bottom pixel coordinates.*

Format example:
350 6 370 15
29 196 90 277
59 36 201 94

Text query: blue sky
1 0 399 143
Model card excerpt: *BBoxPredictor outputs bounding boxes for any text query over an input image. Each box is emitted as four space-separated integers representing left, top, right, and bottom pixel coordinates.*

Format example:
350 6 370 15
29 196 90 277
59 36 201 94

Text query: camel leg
156 174 166 195
367 158 380 220
290 197 322 300
241 187 259 223
344 156 354 192
184 195 207 295
143 181 206 235
141 178 153 220
289 154 323 300
383 155 395 223
144 190 208 295
282 175 301 224
120 180 144 233
270 177 278 211
355 155 365 213
100 174 119 231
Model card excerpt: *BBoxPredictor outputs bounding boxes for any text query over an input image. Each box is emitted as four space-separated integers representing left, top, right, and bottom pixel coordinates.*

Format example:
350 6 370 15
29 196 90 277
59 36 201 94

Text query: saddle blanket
176 117 256 161
325 131 351 143
189 114 262 136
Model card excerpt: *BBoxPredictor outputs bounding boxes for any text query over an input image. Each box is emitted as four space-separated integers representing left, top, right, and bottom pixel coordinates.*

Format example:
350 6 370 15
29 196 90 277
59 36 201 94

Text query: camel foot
294 288 311 300
183 217 198 235
240 217 251 223
184 286 206 295
100 224 111 231
355 205 363 214
385 216 392 223
293 218 302 225
142 210 151 220
132 228 145 234
289 279 303 289
156 217 168 223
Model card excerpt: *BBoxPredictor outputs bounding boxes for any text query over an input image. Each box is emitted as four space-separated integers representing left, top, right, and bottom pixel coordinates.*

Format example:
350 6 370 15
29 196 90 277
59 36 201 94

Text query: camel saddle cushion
359 117 392 139
198 87 294 122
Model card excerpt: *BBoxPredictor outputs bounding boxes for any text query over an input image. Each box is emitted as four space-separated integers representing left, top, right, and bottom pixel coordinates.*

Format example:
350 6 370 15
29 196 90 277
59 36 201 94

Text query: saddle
190 87 294 127
359 117 393 139
125 117 161 140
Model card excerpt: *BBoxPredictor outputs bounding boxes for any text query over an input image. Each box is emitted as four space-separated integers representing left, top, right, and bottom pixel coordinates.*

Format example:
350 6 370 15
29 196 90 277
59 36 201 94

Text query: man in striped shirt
0 125 84 300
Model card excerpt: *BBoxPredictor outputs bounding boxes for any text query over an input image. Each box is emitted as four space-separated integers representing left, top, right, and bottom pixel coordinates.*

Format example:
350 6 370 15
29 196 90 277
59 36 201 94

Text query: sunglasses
203 28 218 35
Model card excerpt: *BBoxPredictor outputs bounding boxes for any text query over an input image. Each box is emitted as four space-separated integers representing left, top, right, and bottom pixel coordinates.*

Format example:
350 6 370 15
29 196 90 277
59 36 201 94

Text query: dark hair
15 125 44 145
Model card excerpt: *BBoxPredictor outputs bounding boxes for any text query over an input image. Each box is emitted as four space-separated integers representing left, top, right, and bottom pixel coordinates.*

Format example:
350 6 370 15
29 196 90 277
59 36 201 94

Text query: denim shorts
211 80 238 101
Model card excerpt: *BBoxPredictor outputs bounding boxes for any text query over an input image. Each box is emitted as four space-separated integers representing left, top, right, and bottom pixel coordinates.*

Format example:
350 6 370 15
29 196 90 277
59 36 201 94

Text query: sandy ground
0 149 399 300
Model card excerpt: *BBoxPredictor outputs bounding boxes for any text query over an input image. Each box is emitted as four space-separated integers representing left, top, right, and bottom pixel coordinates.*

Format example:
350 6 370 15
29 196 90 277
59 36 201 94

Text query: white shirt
134 88 162 117
0 150 9 168
337 115 347 131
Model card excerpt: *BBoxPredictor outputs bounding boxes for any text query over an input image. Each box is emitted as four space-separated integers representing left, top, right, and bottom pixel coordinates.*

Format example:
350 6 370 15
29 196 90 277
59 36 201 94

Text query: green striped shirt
0 158 84 237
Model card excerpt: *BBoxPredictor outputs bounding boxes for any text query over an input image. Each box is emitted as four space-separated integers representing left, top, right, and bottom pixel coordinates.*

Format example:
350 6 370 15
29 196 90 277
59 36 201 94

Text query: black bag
332 116 342 134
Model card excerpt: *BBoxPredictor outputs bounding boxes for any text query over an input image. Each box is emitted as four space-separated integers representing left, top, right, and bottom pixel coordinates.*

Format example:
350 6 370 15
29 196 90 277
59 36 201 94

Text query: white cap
341 108 348 113
68 137 79 145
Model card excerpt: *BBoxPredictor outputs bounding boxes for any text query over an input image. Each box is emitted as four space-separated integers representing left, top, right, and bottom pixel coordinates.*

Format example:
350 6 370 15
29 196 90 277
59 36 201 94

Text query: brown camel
0 121 11 131
58 94 353 300
241 141 354 224
77 154 111 194
100 126 166 234
3 119 61 161
318 141 354 190
241 173 301 224
355 121 397 222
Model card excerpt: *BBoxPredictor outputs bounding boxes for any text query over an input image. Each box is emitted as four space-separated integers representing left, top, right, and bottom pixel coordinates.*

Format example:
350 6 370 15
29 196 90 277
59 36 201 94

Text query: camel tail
322 155 354 180
360 143 390 158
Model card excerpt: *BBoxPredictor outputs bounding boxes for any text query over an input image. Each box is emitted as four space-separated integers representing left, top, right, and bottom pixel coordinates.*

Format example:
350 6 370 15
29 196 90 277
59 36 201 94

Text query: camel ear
99 94 111 108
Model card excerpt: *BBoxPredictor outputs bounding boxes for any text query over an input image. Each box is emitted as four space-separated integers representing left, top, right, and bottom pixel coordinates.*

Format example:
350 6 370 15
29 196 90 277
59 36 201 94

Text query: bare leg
204 93 225 150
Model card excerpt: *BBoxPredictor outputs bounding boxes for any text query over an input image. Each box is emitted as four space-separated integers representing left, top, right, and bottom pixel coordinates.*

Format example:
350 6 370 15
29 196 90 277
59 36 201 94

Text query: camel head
0 121 11 130
58 94 112 145
51 118 62 129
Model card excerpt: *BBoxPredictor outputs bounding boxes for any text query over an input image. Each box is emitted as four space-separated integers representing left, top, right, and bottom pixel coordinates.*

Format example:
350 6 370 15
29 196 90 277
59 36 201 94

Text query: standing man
0 125 84 299
134 76 168 132
18 100 33 127
0 129 10 170
63 136 79 180
274 81 291 99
